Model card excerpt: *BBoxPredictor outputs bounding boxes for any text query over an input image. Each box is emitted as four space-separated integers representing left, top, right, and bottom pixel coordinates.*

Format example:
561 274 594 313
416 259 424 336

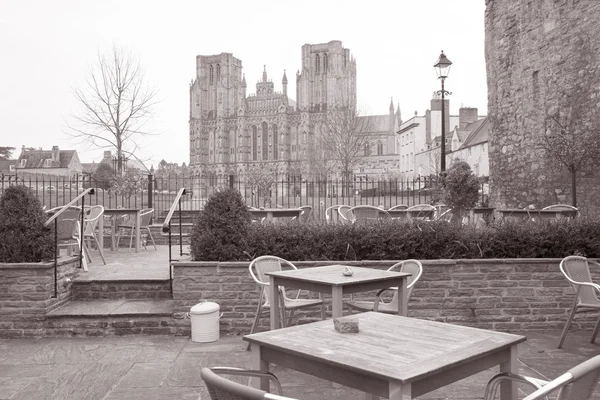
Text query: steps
73 279 172 300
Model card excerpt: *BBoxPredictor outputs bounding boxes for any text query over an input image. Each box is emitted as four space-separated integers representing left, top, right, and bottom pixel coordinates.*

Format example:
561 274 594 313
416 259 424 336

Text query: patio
0 330 599 399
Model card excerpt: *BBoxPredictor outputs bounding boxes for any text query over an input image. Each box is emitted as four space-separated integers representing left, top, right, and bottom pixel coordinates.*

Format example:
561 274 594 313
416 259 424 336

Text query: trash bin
189 301 220 343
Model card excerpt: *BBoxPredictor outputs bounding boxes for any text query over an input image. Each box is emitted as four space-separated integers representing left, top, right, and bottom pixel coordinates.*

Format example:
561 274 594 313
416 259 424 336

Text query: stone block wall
172 258 599 336
485 0 600 214
0 257 80 338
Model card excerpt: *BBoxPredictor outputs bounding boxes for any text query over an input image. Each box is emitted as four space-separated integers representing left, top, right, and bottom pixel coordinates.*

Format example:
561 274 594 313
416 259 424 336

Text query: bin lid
190 301 220 315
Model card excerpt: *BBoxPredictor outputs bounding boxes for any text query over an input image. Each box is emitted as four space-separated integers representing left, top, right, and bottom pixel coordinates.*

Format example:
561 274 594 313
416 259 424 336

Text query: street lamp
434 50 452 173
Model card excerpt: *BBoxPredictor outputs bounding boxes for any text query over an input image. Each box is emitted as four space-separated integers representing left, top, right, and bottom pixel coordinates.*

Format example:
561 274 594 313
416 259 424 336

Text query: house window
377 142 383 155
20 159 26 167
9 164 15 171
45 159 52 167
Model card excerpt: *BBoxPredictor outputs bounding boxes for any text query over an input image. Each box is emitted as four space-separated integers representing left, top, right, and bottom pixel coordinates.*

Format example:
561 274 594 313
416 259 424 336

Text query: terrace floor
1 331 600 400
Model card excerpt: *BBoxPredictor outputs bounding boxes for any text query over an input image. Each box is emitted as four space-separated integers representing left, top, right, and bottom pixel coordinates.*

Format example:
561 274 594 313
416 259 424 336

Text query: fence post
147 174 153 208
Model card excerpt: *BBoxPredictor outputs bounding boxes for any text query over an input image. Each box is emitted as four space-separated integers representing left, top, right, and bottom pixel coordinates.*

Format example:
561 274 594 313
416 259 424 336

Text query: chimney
51 146 60 163
459 107 478 129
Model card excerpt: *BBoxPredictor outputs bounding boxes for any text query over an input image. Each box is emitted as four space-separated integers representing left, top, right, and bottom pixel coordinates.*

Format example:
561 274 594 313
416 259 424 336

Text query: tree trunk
571 167 577 208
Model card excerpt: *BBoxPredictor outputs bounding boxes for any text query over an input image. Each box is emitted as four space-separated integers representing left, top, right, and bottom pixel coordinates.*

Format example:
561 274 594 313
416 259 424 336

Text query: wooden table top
244 312 526 385
266 265 411 286
497 209 578 217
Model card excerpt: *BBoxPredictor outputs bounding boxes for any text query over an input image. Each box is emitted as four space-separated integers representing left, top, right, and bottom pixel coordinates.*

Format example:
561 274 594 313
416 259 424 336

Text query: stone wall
172 258 598 336
0 257 80 338
485 0 600 214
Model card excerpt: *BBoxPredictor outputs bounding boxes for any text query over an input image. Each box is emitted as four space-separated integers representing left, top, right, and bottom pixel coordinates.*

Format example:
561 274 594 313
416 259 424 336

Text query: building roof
17 149 77 169
459 117 490 149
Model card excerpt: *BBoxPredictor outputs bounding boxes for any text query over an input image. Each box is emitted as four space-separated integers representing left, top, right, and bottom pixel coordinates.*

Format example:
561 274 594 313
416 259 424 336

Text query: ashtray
334 317 359 333
342 266 354 276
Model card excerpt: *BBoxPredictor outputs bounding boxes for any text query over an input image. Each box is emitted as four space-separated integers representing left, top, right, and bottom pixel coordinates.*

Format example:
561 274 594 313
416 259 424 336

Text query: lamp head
434 50 452 79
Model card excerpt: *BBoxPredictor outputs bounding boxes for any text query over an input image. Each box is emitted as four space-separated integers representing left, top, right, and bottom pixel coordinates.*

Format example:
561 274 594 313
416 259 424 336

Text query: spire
396 104 402 124
262 65 267 82
389 97 394 114
282 69 288 84
242 74 246 87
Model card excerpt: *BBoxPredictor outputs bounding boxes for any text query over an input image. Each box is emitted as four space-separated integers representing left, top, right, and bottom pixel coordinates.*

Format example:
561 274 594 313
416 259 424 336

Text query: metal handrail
162 188 187 233
44 188 95 227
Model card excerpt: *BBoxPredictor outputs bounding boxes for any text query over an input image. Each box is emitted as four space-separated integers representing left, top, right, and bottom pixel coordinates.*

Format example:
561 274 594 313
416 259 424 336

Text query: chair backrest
139 208 154 227
388 204 409 210
407 204 436 220
83 205 104 234
56 218 78 242
348 205 391 225
388 259 423 299
325 205 344 223
298 206 312 222
201 368 269 400
435 208 454 222
337 205 353 223
523 355 600 400
542 204 578 211
559 256 600 306
249 256 298 305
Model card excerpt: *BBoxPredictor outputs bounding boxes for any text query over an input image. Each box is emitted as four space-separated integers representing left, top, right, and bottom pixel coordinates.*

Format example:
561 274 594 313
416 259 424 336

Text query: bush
191 217 600 261
190 188 252 261
0 185 54 263
443 160 480 223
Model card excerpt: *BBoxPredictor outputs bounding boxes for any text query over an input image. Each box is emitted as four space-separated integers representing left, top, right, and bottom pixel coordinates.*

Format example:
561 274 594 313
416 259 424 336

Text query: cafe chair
388 204 409 210
337 205 353 224
542 204 580 218
325 205 348 224
348 205 391 225
116 208 157 251
292 205 312 222
346 259 423 314
483 354 600 400
557 256 600 348
79 205 106 264
407 204 436 220
201 367 297 400
247 255 326 350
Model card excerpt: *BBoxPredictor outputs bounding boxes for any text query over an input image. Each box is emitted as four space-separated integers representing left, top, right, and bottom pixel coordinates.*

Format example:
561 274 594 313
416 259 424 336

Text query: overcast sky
0 0 487 169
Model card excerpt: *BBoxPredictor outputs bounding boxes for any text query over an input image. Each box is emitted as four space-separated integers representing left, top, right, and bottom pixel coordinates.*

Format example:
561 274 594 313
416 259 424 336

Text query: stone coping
0 256 79 269
46 299 176 317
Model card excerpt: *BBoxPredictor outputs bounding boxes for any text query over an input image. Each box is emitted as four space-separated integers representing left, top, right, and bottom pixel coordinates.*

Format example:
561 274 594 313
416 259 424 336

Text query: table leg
332 286 343 318
397 276 408 316
500 345 518 400
111 216 117 251
98 214 104 251
388 382 411 400
267 211 273 221
250 344 270 391
269 276 280 330
135 210 141 253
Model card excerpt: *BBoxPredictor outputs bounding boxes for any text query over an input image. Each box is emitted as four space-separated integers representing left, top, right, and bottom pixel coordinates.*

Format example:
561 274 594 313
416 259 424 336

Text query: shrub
0 185 54 263
443 160 480 224
190 188 252 261
191 217 600 261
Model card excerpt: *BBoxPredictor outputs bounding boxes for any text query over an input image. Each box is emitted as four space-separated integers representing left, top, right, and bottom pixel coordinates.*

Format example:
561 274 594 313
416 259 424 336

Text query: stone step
45 299 187 337
72 279 172 300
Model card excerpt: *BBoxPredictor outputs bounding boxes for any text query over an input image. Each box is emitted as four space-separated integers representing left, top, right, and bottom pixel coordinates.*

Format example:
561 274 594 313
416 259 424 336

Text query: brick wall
172 258 598 336
0 257 80 338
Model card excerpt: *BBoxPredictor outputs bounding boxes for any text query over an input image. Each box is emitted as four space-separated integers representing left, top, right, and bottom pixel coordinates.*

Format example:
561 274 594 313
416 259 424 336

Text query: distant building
0 159 16 174
447 116 490 177
82 150 150 176
15 146 82 177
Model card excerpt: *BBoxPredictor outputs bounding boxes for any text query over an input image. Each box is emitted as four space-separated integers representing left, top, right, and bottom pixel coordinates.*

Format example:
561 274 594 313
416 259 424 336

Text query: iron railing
162 187 188 295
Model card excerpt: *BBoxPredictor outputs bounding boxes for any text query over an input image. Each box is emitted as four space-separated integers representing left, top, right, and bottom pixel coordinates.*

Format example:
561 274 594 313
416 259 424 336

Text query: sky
0 0 487 169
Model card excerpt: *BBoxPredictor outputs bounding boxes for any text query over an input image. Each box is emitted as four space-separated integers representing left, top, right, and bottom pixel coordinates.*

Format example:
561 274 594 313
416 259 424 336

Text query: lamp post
434 50 452 173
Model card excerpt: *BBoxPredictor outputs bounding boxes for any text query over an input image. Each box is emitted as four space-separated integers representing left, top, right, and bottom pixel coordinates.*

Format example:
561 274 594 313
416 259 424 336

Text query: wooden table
497 208 578 221
265 265 410 330
98 208 141 252
249 208 303 221
245 312 526 400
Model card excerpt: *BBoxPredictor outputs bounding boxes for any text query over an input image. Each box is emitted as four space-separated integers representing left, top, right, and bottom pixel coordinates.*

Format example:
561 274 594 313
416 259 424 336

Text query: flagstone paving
1 330 599 399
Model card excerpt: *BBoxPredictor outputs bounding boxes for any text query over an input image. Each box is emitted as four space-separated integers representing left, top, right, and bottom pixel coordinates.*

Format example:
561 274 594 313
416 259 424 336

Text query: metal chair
292 206 312 222
325 205 348 224
346 259 423 314
557 256 600 348
247 255 326 350
79 205 106 264
348 205 391 225
201 367 297 400
337 205 353 224
388 204 409 210
484 355 600 400
116 208 157 250
407 204 436 220
542 204 580 218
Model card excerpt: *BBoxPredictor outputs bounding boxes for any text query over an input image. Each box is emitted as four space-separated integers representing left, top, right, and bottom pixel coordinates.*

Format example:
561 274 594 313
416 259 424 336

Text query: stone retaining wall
172 258 599 336
0 257 80 338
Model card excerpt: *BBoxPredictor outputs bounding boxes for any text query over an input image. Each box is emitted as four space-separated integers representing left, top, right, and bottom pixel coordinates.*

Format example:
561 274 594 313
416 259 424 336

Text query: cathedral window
315 54 320 74
252 126 258 161
363 143 371 156
262 122 269 160
209 65 214 85
377 142 383 155
272 125 278 160
324 53 328 73
216 64 221 82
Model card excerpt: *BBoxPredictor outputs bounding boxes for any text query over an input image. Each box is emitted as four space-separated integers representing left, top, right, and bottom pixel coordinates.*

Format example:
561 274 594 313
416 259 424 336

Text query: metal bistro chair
484 354 600 400
337 205 354 224
247 255 326 350
388 204 409 211
557 256 600 348
79 205 107 264
346 260 423 314
348 205 391 225
407 204 436 220
292 205 312 222
116 208 157 251
325 205 348 224
201 367 297 400
542 204 580 218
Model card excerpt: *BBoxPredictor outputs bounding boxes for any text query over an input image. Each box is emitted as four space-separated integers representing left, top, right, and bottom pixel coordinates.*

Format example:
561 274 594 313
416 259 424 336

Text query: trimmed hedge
192 218 600 261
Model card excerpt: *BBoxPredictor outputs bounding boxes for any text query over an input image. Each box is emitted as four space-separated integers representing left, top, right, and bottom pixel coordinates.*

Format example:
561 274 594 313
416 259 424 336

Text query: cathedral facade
189 40 400 184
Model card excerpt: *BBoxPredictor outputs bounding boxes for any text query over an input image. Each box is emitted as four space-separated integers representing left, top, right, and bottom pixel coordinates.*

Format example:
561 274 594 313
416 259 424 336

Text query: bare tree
244 163 280 207
67 45 158 174
538 33 600 207
322 108 374 195
0 147 15 160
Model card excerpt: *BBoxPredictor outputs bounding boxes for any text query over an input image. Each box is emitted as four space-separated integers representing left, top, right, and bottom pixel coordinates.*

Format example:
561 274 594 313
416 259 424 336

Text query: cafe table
497 208 578 221
98 208 141 252
265 264 410 330
248 208 303 222
245 312 526 400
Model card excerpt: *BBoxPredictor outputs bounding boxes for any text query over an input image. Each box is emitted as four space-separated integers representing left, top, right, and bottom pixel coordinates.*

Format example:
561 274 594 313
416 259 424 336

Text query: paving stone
110 300 176 315
115 362 171 388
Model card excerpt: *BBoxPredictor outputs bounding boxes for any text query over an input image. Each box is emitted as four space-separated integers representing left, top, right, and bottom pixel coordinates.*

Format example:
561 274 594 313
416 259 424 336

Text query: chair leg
93 234 107 265
128 228 134 252
558 302 579 348
287 309 295 327
591 314 600 344
246 292 264 351
321 302 326 320
146 227 157 250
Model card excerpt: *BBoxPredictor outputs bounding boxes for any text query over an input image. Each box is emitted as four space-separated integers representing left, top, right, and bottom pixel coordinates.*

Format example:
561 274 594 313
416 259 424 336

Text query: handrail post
80 195 85 269
53 218 58 298
147 173 153 208
178 197 183 257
